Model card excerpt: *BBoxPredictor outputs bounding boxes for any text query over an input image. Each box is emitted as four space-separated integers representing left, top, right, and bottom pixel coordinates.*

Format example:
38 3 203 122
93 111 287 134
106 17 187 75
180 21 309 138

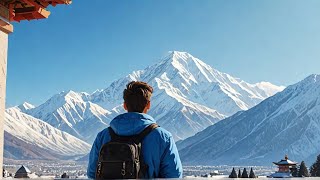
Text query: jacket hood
110 112 156 136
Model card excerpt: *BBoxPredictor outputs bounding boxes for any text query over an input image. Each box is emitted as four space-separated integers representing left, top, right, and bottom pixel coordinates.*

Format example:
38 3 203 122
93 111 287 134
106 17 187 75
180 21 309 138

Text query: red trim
12 6 50 22
7 0 71 22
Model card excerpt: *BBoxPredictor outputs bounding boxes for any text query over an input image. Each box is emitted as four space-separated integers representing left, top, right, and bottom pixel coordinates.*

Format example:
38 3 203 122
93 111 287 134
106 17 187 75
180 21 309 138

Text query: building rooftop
0 0 72 22
15 165 31 174
273 155 298 166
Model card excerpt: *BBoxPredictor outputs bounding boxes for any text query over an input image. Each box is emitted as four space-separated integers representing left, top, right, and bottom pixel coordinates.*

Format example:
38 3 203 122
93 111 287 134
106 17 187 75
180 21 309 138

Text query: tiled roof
15 165 31 174
1 0 71 22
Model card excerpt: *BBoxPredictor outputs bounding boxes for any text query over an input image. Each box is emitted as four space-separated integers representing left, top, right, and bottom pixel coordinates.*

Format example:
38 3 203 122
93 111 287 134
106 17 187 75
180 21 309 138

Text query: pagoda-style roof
0 0 71 22
14 165 32 178
273 155 298 166
15 165 31 174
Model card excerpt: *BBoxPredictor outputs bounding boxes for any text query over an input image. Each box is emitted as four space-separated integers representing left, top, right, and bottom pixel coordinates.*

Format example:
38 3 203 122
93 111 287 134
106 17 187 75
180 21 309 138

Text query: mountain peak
166 51 200 64
156 51 219 84
51 90 91 104
17 102 35 112
168 50 190 56
65 90 90 101
303 74 320 84
286 74 320 92
254 82 286 95
21 102 35 109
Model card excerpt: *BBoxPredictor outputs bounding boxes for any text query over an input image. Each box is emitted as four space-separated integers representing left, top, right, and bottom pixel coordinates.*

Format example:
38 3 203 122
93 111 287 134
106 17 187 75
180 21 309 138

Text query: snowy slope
178 74 320 166
4 132 69 160
17 102 35 113
90 51 284 140
5 107 91 157
27 91 112 143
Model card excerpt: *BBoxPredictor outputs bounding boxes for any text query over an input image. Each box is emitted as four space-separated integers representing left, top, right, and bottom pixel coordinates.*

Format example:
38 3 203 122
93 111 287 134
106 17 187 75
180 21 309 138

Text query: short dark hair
123 81 153 113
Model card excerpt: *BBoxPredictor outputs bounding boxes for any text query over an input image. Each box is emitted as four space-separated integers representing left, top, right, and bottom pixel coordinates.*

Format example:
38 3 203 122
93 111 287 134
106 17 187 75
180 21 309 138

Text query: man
87 81 183 179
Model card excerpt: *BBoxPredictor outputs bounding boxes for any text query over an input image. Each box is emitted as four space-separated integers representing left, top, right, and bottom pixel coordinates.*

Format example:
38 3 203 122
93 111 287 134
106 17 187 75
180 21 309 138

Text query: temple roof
15 165 31 174
0 0 71 22
273 155 298 166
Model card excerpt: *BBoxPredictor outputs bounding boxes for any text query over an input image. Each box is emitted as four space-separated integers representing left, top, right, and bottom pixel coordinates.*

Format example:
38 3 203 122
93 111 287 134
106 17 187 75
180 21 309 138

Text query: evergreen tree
298 161 310 177
249 168 256 178
291 166 298 177
238 169 241 178
310 154 320 177
61 172 69 179
241 168 249 178
310 164 317 177
229 168 238 178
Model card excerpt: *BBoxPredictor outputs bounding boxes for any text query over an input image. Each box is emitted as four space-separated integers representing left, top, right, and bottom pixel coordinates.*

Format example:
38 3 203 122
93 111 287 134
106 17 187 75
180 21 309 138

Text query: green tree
249 168 256 178
310 164 317 177
241 168 249 178
298 161 310 177
291 166 298 177
310 154 320 177
238 169 241 178
229 168 238 178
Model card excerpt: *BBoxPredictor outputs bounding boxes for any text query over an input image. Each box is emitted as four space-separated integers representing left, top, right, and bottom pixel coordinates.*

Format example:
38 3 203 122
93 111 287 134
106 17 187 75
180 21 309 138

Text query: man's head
123 81 153 113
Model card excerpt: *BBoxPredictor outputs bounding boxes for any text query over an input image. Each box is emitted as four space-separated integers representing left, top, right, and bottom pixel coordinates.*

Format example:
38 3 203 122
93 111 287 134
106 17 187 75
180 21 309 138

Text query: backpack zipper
121 161 126 177
97 162 102 176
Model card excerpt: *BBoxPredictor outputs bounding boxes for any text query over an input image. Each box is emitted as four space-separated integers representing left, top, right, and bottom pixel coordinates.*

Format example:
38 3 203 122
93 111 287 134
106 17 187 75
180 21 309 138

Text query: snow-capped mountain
19 51 283 142
5 107 91 158
90 51 284 140
178 74 320 166
27 91 112 143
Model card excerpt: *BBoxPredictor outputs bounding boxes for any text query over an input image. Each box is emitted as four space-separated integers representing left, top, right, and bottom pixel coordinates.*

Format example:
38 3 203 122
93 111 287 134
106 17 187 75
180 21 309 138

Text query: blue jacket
87 112 183 178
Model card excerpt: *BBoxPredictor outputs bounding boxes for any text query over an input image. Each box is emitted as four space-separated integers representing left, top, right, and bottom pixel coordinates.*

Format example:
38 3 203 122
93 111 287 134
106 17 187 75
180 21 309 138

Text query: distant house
61 172 69 179
3 168 9 178
14 165 32 178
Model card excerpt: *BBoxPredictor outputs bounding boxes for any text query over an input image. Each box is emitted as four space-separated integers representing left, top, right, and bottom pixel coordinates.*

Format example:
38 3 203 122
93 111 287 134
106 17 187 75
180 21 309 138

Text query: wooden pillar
0 3 11 174
0 28 8 176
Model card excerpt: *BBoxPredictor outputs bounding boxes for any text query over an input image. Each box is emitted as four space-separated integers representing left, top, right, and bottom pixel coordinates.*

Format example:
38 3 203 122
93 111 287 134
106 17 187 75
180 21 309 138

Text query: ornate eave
273 155 298 166
273 161 298 166
0 0 72 34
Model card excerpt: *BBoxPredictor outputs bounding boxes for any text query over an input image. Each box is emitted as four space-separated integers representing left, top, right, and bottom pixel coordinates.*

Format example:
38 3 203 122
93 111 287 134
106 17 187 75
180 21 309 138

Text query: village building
14 165 32 178
3 168 9 178
268 155 298 178
0 0 71 175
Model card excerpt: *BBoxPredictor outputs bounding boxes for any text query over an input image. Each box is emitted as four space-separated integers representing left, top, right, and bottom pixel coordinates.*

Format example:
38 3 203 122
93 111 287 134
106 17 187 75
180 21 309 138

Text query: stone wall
0 29 8 174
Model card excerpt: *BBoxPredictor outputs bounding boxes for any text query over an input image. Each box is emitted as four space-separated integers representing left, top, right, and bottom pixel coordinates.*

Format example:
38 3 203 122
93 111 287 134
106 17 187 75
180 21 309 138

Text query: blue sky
6 0 320 106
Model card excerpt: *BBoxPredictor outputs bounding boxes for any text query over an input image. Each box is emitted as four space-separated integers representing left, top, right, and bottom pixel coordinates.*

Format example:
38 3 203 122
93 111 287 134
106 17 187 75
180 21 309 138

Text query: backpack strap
108 127 120 141
135 123 159 178
135 123 159 143
108 123 159 142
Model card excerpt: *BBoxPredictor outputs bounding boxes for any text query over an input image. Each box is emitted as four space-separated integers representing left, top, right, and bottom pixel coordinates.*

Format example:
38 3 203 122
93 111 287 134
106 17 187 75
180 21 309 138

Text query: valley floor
4 160 279 179
183 166 276 177
4 160 88 178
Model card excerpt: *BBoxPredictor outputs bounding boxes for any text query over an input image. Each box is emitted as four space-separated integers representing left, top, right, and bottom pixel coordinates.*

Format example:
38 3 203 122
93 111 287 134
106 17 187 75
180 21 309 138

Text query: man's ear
143 101 151 114
147 101 151 110
123 102 128 110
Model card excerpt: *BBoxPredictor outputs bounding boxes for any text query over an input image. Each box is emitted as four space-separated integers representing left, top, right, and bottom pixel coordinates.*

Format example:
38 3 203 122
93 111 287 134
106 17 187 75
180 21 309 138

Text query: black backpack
95 123 159 179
